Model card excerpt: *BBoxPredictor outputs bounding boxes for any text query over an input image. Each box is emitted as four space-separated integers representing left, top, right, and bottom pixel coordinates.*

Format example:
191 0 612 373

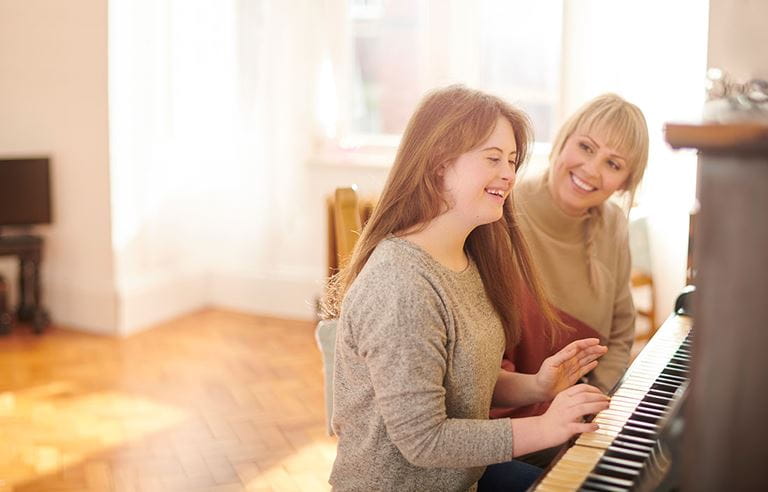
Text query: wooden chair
325 186 376 277
631 269 657 341
327 187 362 276
317 186 376 434
628 214 658 344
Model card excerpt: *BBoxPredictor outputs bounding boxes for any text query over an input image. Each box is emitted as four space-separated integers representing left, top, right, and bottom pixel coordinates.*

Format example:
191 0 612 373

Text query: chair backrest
334 187 362 272
326 186 376 277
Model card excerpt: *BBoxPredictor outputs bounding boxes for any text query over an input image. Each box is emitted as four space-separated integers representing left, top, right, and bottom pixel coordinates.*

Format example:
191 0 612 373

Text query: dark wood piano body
531 122 768 491
673 122 768 491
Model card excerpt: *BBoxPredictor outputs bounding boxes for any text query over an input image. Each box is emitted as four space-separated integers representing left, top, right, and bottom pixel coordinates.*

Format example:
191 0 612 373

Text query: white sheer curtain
229 0 341 273
110 0 342 324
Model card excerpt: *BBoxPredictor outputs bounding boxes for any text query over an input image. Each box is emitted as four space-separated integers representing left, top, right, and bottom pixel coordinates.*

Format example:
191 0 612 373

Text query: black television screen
0 157 52 226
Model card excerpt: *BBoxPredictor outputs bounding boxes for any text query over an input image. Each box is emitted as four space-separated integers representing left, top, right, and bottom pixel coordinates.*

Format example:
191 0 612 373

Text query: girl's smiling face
441 116 518 228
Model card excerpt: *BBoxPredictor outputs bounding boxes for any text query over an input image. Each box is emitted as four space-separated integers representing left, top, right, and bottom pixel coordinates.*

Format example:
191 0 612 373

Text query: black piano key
651 381 680 393
635 394 671 407
621 424 658 437
595 463 641 479
647 387 676 398
624 418 659 430
600 455 644 470
580 482 628 492
670 354 690 363
584 472 635 488
666 362 689 373
606 446 650 461
656 372 686 383
610 444 653 458
654 379 682 390
616 434 657 446
634 404 666 416
628 411 661 424
642 394 673 406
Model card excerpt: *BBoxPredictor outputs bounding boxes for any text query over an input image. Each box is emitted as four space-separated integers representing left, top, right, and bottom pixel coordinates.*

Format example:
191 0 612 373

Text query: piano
531 120 768 491
532 119 768 490
531 289 694 492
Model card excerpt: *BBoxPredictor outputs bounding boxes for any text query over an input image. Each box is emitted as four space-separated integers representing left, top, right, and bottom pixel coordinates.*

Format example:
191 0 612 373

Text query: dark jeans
515 443 565 469
477 459 543 492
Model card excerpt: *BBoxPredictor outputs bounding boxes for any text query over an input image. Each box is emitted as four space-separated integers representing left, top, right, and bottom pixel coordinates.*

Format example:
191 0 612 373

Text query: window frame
312 0 565 168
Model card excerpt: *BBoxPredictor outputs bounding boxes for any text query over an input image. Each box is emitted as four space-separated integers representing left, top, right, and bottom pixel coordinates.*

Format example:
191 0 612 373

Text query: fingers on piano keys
534 315 693 491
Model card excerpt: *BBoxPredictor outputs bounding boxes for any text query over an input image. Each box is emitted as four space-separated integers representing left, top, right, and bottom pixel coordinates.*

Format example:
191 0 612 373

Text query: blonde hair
549 93 649 290
549 93 649 210
324 85 565 346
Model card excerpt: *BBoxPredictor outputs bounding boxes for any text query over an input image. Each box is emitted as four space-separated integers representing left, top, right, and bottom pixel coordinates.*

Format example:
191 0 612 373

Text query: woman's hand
510 383 610 456
539 384 610 446
535 338 607 400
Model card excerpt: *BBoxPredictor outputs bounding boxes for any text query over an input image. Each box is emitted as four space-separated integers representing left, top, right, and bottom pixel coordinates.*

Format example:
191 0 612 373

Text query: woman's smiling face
548 128 632 216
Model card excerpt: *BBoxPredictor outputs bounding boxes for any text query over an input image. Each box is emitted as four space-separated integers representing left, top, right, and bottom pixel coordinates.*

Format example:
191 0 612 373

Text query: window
476 0 563 141
323 0 563 154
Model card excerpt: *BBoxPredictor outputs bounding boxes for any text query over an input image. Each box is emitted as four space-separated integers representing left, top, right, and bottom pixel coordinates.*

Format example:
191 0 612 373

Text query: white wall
708 0 768 80
0 0 118 333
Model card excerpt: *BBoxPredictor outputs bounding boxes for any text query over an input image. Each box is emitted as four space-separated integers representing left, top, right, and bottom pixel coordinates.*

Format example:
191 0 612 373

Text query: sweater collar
518 170 595 242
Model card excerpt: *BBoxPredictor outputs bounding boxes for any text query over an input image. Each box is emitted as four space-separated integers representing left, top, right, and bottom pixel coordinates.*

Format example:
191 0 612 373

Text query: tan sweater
330 237 513 491
514 171 636 392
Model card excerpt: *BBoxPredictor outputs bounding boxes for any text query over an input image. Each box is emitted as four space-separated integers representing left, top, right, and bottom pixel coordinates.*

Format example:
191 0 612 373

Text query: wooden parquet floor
0 309 336 491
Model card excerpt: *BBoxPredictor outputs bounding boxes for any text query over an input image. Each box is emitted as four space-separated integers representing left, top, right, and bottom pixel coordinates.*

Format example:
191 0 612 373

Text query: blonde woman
493 94 649 436
325 86 609 491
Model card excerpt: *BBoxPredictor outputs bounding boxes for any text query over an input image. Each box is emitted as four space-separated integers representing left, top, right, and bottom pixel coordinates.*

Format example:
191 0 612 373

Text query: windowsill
309 139 552 170
309 145 396 169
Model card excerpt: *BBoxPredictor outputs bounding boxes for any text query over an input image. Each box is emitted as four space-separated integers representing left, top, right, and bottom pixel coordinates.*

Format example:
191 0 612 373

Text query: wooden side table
0 234 50 333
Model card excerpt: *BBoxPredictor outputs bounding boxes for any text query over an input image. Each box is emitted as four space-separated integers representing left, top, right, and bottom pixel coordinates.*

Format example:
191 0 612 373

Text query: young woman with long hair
325 85 609 491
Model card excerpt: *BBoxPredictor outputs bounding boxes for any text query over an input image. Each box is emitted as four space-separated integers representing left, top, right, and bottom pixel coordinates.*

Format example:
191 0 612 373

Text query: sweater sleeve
350 264 514 468
589 224 636 393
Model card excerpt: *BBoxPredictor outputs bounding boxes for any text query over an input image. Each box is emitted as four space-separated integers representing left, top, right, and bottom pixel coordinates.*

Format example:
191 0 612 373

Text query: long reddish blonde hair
325 85 562 346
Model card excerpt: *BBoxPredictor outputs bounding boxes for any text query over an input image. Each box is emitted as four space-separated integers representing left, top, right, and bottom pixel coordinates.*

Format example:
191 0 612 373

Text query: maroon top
491 288 602 419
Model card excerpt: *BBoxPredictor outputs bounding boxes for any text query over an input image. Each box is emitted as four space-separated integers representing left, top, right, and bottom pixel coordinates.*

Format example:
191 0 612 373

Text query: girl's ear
436 159 451 177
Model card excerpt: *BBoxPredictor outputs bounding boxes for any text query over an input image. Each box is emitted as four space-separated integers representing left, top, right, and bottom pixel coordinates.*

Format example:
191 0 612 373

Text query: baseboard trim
117 272 209 336
41 269 320 335
209 270 321 322
43 278 119 335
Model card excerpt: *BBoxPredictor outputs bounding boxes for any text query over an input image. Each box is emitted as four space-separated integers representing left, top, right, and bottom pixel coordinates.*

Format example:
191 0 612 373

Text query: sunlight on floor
0 381 188 489
246 440 337 491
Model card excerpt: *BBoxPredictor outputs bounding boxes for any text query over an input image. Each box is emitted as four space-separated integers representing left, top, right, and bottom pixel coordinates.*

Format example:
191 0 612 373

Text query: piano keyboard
533 314 693 492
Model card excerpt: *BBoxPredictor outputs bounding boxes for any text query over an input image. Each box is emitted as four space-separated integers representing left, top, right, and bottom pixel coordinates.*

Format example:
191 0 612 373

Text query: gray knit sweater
330 236 514 491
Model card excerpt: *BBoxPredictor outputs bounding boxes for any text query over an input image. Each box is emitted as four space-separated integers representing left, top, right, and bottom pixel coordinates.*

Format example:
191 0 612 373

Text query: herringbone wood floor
0 309 336 491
